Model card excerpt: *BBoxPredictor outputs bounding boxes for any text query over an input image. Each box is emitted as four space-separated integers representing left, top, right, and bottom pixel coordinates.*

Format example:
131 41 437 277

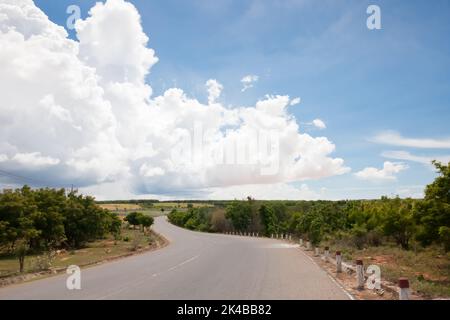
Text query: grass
116 208 168 220
153 202 214 208
100 202 213 218
99 203 142 211
0 228 162 279
323 241 450 299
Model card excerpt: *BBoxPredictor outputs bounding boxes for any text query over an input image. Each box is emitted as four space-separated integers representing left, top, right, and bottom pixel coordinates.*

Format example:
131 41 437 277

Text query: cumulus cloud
372 131 450 149
355 161 408 182
205 79 223 104
75 0 158 83
241 74 258 92
312 119 326 130
0 0 350 199
12 152 60 167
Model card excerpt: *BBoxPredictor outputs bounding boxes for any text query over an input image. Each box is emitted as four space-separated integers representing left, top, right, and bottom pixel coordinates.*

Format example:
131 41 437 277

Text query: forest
168 161 450 252
0 187 121 272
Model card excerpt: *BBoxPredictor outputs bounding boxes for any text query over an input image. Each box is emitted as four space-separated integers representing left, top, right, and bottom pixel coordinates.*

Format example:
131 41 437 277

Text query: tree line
168 161 450 252
0 186 121 272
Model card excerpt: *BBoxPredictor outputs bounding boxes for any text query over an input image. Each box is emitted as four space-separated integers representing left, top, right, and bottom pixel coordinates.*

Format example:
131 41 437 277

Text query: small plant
33 251 56 271
123 236 130 242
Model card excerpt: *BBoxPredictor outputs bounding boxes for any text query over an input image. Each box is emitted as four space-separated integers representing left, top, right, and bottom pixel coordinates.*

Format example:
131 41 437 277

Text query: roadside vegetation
98 201 212 219
0 188 159 279
168 161 450 298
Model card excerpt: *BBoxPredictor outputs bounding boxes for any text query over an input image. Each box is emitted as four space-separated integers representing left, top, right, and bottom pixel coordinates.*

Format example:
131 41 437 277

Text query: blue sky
3 0 450 199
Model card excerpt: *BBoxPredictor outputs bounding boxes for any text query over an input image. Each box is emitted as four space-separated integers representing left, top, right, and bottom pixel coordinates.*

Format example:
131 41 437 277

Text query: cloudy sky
1 0 449 200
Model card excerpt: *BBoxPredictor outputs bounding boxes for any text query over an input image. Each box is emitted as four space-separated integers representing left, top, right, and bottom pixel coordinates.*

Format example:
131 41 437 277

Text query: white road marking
97 254 200 300
168 255 199 271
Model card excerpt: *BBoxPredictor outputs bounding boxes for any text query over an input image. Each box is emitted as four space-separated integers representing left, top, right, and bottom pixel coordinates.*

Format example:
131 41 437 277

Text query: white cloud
382 150 450 166
0 154 8 162
0 0 350 199
312 119 326 130
290 97 301 106
373 131 450 149
139 163 165 177
12 152 60 167
205 79 223 104
241 74 258 92
355 161 408 182
75 0 158 84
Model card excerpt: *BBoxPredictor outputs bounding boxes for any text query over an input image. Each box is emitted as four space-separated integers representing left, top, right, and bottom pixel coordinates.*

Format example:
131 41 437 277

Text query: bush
439 226 450 252
32 251 56 271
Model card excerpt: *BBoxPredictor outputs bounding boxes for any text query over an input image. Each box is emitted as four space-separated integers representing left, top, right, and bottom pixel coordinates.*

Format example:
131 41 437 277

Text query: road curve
0 216 350 300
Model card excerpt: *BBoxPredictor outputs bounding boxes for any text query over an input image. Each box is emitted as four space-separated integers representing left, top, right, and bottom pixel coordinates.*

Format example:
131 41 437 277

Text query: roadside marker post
299 239 303 247
356 259 365 290
324 246 330 262
314 247 319 256
306 241 311 250
398 278 410 300
336 251 342 273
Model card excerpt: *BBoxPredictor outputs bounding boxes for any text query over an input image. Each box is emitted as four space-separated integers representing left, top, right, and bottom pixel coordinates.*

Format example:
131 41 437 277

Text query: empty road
0 216 350 299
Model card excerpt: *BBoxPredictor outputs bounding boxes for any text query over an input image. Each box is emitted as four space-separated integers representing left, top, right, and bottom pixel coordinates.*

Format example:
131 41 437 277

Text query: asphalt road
0 216 350 300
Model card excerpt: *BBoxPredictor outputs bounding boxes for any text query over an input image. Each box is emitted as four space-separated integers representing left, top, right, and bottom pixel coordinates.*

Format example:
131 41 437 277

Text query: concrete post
314 247 319 256
271 234 274 239
356 259 364 290
398 278 410 300
288 234 292 241
299 239 303 247
336 251 342 273
306 241 311 250
324 246 330 262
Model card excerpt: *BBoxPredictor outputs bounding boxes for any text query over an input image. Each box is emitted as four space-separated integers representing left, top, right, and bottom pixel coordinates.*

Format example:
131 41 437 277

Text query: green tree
414 161 450 249
124 212 142 229
382 198 415 249
225 201 252 231
138 215 154 232
259 204 276 236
